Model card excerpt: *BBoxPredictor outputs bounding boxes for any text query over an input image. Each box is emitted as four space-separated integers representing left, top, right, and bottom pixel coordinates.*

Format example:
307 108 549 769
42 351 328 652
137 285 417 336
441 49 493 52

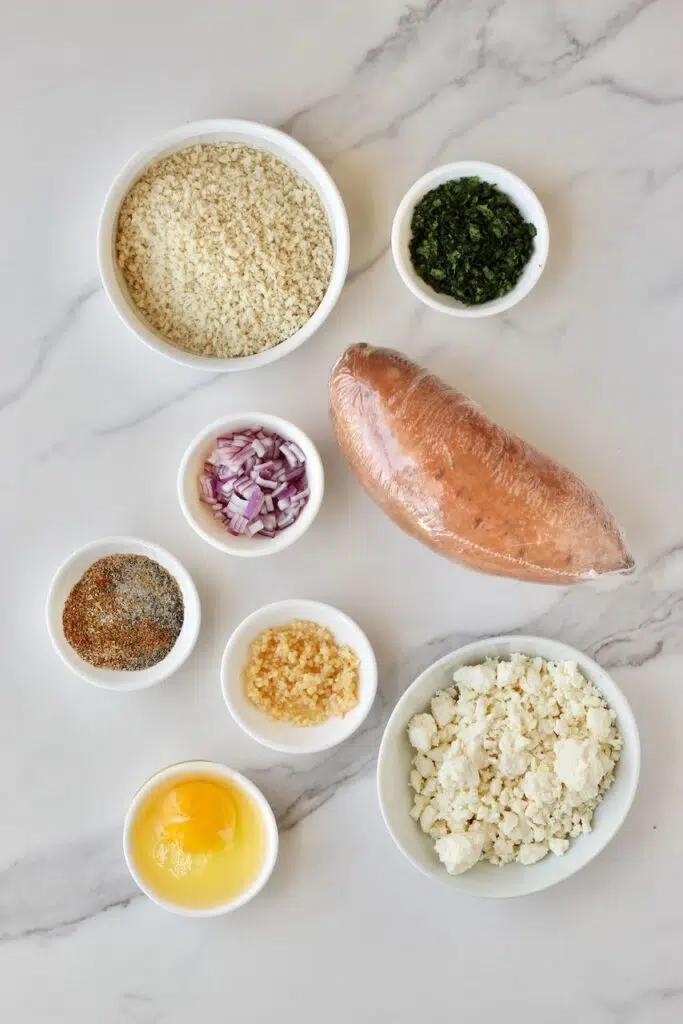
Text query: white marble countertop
2 1 683 1020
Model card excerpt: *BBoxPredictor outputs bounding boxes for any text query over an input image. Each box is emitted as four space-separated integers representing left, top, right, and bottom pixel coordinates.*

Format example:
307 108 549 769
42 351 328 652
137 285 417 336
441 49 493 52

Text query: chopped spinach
409 177 537 305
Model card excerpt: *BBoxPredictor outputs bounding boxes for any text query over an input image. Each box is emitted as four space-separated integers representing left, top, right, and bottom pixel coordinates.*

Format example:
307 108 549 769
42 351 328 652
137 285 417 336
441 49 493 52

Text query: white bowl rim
177 413 325 557
377 633 641 898
97 117 350 372
391 160 549 318
46 535 201 691
122 759 279 916
221 598 379 754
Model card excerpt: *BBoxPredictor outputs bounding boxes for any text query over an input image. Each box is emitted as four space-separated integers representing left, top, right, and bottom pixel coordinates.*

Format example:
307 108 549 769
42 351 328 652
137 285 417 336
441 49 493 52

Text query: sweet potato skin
329 344 634 584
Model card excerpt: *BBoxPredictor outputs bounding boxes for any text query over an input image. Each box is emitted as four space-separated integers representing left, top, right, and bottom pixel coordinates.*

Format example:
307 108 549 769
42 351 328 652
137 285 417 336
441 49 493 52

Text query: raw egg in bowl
123 761 278 915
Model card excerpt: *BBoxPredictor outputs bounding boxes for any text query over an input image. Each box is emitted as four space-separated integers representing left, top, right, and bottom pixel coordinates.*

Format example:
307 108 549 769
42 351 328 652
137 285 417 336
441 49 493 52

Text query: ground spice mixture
62 554 184 670
243 619 359 726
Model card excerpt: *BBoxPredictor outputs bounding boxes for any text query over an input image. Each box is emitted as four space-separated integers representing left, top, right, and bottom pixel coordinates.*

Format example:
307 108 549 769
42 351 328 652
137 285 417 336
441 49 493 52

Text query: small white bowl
391 161 549 317
221 599 378 754
46 536 201 691
97 118 350 371
377 635 640 898
123 760 279 917
178 413 324 558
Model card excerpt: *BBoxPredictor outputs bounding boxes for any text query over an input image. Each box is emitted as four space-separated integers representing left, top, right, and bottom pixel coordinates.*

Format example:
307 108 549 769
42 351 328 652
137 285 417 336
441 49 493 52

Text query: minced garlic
244 619 359 726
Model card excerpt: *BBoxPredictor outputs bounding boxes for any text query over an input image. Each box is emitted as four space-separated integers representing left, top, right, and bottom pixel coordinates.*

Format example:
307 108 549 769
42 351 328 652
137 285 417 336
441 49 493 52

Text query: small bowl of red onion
177 414 324 557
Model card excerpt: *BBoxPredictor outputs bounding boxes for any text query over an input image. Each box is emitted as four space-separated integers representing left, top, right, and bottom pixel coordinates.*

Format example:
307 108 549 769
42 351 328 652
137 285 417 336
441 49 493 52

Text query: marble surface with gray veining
2 1 683 1020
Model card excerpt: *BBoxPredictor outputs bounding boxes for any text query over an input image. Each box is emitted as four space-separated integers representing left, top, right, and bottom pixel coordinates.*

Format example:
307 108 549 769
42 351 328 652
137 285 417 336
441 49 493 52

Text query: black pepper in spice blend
62 554 184 670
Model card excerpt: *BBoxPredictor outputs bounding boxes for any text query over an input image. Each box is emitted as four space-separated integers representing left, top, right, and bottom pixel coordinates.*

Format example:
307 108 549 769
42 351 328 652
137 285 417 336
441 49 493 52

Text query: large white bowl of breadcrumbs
221 599 378 754
97 120 350 371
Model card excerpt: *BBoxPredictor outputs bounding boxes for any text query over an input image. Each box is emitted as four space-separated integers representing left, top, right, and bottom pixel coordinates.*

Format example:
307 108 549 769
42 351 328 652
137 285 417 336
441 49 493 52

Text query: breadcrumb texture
244 619 359 726
116 143 333 358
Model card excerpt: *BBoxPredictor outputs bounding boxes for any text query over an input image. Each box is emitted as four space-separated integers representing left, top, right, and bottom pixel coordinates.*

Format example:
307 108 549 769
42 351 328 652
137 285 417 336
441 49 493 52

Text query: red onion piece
199 426 311 539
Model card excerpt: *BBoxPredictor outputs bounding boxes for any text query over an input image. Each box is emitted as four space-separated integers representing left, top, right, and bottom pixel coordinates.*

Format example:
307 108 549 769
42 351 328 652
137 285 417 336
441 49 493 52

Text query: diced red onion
244 486 264 521
227 494 249 515
199 426 311 539
255 475 278 490
199 474 214 501
280 445 298 469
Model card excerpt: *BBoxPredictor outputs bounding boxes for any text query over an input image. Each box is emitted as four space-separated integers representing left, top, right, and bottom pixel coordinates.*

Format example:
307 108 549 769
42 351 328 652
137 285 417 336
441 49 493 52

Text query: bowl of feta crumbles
97 119 349 371
377 635 640 898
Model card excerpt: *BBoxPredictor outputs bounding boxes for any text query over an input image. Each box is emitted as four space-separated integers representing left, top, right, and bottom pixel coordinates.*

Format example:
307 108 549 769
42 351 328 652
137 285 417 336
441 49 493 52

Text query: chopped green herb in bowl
409 177 537 306
391 161 549 318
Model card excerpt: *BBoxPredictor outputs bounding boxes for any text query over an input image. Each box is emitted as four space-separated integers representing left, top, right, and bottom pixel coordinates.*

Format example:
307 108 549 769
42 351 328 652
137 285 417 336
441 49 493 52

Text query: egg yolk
159 780 237 855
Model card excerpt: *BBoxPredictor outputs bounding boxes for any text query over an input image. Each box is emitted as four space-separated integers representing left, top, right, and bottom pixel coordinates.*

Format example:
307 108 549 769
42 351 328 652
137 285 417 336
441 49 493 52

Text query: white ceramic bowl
391 161 549 317
46 536 201 691
178 413 324 557
221 599 378 754
123 760 279 916
377 635 640 898
97 118 350 371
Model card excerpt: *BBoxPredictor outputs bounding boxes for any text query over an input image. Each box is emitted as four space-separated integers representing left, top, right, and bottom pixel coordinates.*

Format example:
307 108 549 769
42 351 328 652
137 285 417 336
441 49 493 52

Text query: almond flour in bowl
115 142 334 359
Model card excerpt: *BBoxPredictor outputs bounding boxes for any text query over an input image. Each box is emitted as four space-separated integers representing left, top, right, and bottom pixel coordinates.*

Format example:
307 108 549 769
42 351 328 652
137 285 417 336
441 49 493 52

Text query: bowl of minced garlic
97 119 349 372
221 599 378 754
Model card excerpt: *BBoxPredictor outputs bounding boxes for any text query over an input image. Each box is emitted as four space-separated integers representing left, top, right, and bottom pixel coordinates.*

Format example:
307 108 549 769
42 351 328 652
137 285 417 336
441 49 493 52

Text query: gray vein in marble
253 697 386 833
0 281 101 415
343 0 501 153
355 0 447 73
281 0 500 156
121 991 158 1024
35 373 222 466
599 983 683 1023
279 0 449 137
347 243 390 284
3 541 682 945
92 373 222 439
550 0 661 74
567 74 683 108
0 832 138 944
284 0 668 164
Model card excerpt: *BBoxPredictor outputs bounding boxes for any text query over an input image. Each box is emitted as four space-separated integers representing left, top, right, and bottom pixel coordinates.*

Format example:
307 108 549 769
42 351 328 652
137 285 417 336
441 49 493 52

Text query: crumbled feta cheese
434 832 484 875
554 738 607 802
409 794 428 820
407 655 622 874
422 776 437 798
518 842 549 866
586 706 613 740
407 713 437 754
419 805 437 832
438 751 480 790
453 662 496 694
522 767 560 806
549 838 570 856
431 690 457 728
414 752 436 779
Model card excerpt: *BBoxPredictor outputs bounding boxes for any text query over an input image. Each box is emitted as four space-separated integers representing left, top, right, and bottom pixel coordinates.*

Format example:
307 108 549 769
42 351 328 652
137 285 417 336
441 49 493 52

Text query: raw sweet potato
329 344 633 584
